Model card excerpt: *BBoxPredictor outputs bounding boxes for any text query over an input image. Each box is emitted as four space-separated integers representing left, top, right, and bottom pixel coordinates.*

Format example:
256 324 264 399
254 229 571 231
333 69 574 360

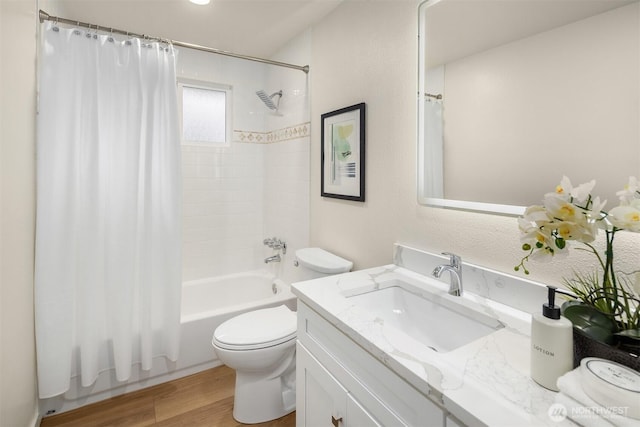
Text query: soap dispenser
530 286 574 391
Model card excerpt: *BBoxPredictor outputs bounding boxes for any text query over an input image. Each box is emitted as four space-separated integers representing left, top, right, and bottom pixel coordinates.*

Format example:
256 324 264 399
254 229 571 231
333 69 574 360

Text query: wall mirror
417 0 640 216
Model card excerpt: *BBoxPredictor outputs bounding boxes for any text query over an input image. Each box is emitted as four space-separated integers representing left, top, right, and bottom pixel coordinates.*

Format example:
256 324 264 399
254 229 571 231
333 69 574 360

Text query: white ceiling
425 0 637 67
39 0 343 58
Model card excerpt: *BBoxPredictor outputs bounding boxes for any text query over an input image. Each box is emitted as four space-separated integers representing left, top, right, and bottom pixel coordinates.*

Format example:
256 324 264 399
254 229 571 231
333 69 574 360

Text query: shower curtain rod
38 10 310 74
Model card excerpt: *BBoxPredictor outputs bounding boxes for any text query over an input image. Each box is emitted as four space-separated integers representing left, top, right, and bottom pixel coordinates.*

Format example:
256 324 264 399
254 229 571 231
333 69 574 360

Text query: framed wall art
321 103 366 202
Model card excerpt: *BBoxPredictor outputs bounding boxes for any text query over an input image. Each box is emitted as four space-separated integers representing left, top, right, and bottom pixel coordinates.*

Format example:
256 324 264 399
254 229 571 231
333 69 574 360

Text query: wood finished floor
39 365 296 427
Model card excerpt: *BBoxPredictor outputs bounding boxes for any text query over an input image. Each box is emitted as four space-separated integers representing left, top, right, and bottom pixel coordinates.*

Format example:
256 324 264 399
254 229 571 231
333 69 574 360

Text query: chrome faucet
264 254 281 264
432 252 463 296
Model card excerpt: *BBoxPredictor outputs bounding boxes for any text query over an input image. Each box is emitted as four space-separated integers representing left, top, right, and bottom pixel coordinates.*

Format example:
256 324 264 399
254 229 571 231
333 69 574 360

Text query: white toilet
211 248 352 424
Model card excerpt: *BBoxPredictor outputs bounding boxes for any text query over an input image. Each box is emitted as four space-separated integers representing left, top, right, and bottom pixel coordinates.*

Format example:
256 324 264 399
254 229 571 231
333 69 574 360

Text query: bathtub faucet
264 254 281 264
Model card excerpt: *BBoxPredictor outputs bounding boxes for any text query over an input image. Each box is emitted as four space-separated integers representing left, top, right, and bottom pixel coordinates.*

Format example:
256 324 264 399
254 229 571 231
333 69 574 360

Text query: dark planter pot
573 328 640 371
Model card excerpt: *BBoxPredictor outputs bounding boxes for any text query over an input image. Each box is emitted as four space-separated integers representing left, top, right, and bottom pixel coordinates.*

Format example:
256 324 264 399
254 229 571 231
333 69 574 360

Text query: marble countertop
291 252 578 427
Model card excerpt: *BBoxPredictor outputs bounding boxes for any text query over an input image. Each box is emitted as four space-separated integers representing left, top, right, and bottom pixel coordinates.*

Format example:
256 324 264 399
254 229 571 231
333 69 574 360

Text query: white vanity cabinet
296 301 450 427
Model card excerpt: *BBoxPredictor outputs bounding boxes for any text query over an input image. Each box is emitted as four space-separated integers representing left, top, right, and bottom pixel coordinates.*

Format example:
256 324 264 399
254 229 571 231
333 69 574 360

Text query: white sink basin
347 280 503 352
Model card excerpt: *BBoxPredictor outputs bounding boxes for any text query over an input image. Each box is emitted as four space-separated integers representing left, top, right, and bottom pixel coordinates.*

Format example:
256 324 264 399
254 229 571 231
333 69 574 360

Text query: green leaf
614 329 640 342
563 303 617 344
614 329 640 353
561 300 583 311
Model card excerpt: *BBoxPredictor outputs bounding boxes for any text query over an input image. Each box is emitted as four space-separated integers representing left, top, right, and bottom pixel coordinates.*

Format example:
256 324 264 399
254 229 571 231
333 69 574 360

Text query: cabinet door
445 415 464 427
346 394 382 427
297 342 383 427
297 342 347 426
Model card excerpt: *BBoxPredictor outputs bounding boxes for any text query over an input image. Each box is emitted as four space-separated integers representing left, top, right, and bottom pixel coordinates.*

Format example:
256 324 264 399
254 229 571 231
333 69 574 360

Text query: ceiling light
189 0 210 5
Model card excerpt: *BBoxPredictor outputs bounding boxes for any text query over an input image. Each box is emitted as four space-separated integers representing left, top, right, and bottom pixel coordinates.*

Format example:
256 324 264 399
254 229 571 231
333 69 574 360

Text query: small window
178 79 232 146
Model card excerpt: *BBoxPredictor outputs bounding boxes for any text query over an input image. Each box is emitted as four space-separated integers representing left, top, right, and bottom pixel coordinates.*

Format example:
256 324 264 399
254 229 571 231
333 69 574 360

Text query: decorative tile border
234 121 310 144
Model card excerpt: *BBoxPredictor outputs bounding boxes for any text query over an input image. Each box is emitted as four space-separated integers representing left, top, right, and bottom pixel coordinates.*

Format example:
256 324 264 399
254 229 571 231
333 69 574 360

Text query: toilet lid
295 247 353 274
213 305 297 350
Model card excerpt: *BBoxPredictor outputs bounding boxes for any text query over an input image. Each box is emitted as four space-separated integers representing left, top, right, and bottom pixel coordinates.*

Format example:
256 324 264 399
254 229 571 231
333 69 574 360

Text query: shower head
256 90 283 111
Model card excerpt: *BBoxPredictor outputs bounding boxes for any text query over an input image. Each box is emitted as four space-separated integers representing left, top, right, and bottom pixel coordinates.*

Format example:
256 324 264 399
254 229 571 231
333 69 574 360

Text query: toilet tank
294 248 353 279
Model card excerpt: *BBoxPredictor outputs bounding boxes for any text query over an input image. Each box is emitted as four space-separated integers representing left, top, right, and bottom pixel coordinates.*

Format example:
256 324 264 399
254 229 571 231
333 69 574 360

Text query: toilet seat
213 305 297 350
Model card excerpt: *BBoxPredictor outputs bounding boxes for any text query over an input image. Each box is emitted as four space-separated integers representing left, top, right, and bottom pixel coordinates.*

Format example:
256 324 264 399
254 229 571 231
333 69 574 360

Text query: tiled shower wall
179 31 311 282
182 143 266 280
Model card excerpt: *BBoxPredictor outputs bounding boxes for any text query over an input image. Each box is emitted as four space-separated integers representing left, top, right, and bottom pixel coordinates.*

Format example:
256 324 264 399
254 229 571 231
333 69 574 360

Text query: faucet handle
441 252 461 268
263 237 287 254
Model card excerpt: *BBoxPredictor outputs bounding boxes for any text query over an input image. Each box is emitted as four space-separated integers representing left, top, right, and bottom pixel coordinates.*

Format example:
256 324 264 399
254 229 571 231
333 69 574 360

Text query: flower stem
603 229 618 314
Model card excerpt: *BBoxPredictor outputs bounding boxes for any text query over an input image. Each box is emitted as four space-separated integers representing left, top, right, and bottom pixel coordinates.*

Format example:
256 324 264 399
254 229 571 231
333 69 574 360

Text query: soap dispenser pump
530 286 574 391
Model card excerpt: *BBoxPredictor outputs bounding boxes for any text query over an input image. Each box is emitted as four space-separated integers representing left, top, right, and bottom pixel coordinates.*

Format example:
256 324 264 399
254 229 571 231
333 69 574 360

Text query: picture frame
321 103 366 202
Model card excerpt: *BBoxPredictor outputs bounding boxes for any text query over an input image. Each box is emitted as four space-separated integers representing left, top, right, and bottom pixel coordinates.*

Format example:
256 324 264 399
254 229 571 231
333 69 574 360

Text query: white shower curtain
35 21 182 398
424 100 444 198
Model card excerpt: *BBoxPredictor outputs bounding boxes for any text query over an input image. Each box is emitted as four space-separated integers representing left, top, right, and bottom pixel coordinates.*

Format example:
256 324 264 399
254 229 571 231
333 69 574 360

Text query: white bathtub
181 270 295 323
179 271 297 372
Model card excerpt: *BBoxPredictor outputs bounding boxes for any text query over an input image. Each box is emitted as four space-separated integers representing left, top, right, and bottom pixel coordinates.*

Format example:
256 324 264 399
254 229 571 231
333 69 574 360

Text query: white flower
549 176 596 203
555 219 598 243
571 179 597 203
588 196 607 219
543 193 589 226
546 175 572 201
616 176 639 204
517 176 640 279
518 216 548 245
519 210 548 243
530 243 569 262
608 201 640 232
521 205 551 225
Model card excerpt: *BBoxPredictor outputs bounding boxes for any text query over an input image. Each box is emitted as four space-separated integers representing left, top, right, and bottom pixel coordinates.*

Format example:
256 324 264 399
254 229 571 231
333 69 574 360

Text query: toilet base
232 365 296 424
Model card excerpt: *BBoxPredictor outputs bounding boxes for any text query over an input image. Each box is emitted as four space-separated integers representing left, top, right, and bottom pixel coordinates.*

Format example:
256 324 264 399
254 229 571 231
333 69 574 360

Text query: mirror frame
417 0 527 217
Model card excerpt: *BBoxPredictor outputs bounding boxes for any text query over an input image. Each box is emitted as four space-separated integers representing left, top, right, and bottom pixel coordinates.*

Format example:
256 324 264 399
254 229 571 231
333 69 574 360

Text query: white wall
310 1 639 288
310 1 417 268
0 1 39 426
